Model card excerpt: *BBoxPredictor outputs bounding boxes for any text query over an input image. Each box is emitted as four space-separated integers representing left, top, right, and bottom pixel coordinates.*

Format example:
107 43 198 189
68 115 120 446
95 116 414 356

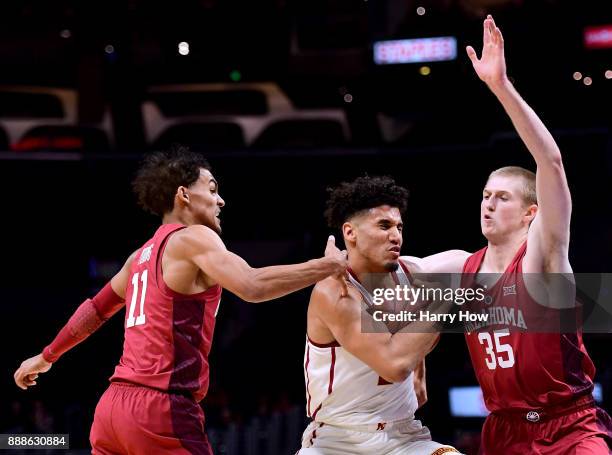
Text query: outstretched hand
466 15 508 88
324 235 349 298
14 353 52 390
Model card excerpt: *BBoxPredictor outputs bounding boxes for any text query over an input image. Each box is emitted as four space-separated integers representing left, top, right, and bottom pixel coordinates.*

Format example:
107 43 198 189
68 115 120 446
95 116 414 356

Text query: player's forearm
42 283 125 362
413 359 428 408
243 257 341 303
386 332 438 380
489 78 562 166
42 299 107 362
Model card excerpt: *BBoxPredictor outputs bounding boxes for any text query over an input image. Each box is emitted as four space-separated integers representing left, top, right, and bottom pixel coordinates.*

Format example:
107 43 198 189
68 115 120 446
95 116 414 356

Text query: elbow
236 275 267 303
550 154 564 169
238 289 265 303
382 359 416 383
387 370 409 384
231 268 266 303
383 368 409 384
244 290 266 303
539 150 563 169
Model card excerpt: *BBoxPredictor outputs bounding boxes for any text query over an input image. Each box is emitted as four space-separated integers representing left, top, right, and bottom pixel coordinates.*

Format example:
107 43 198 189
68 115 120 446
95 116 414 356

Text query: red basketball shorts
90 382 213 455
480 397 612 454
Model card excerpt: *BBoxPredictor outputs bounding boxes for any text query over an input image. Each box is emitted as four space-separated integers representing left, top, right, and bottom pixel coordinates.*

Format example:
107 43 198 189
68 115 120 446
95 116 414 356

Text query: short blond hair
487 166 537 206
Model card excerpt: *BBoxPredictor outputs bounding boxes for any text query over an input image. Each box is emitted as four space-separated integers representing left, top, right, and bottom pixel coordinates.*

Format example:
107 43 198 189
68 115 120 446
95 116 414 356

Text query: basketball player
298 176 460 455
405 16 612 453
13 146 348 455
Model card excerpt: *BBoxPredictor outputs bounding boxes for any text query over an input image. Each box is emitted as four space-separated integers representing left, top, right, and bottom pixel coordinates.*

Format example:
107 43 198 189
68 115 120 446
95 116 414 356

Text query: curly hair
324 176 409 229
132 145 211 216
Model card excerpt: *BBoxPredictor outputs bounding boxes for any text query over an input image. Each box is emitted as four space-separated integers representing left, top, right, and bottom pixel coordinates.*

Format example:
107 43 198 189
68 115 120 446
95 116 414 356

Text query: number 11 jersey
110 223 222 402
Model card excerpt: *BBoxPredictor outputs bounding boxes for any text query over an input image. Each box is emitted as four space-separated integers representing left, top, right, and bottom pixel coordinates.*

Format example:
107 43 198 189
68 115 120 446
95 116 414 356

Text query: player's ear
342 222 356 244
176 186 190 206
525 204 537 222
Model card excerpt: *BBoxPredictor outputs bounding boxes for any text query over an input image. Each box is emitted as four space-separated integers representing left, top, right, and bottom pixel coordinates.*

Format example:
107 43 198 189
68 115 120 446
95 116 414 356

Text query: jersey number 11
127 270 148 328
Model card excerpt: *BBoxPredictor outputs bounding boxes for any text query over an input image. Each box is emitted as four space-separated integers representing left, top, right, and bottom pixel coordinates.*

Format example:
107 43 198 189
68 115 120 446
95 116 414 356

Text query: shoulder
163 226 227 266
401 250 471 274
310 277 362 323
169 225 225 252
446 250 473 270
126 248 139 264
312 277 342 301
110 249 142 297
398 257 421 274
120 249 140 272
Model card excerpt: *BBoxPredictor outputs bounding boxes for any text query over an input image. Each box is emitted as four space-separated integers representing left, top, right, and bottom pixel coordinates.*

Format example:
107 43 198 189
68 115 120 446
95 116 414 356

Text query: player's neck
162 211 192 226
348 256 395 290
484 233 526 273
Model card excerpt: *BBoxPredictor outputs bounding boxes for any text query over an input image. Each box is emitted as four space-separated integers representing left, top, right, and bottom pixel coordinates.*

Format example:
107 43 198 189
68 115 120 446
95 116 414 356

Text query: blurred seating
0 86 114 151
151 90 268 117
151 122 245 151
0 125 8 151
12 125 110 152
143 83 350 149
253 119 346 148
0 91 65 119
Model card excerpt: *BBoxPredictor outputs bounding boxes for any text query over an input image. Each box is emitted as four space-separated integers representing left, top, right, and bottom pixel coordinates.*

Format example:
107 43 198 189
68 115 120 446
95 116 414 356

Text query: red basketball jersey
463 242 595 412
110 224 222 402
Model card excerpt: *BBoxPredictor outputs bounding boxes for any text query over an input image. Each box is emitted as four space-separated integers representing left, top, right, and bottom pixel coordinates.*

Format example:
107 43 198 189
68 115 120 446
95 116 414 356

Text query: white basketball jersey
304 261 418 427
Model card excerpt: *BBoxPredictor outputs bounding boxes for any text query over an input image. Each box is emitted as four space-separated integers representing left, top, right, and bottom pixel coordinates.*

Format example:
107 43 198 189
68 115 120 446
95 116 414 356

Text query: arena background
0 1 610 453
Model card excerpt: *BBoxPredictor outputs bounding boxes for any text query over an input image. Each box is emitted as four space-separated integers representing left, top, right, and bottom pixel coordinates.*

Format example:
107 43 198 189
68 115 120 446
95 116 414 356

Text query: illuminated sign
584 25 612 49
374 37 457 65
448 384 603 418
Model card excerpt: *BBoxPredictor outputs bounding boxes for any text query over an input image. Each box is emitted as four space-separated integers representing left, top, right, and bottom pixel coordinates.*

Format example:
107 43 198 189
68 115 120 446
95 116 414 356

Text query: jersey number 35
478 330 515 370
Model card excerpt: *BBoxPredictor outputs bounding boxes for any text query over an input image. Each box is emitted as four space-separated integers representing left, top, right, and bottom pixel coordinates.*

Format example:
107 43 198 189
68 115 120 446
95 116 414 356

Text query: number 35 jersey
110 224 222 402
462 242 595 412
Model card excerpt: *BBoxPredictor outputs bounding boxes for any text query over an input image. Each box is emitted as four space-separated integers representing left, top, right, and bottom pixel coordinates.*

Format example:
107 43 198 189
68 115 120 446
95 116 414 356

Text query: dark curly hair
324 176 409 229
132 145 211 216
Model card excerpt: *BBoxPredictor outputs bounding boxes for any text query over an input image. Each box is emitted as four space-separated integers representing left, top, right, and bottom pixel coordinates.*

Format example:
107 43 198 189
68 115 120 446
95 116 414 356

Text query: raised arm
312 280 440 383
467 15 572 271
401 250 470 274
14 251 136 390
181 225 348 303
